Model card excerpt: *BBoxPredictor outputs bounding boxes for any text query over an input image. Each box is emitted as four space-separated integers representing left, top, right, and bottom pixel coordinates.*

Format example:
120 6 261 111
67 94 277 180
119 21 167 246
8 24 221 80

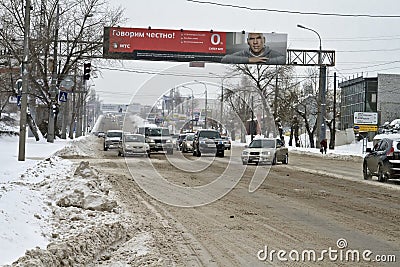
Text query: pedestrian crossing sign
59 91 68 102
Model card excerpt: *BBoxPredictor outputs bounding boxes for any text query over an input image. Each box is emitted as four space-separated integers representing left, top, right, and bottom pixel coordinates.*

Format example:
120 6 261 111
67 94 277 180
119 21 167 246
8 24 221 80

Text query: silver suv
104 130 123 151
144 127 174 155
241 138 288 165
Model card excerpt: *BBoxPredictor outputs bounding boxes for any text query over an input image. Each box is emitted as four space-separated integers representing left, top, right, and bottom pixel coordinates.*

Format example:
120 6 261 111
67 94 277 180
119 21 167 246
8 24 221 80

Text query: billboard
103 27 287 65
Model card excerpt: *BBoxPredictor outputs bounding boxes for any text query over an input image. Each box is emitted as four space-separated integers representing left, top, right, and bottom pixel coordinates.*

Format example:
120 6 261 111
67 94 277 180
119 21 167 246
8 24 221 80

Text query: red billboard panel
103 27 287 65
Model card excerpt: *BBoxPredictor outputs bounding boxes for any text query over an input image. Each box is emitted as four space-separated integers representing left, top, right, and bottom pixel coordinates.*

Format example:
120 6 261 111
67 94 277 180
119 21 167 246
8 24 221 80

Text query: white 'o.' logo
210 34 221 45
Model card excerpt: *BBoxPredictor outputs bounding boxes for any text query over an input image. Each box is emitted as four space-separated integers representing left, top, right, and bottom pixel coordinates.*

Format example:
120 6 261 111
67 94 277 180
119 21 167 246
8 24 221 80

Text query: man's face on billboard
247 33 265 55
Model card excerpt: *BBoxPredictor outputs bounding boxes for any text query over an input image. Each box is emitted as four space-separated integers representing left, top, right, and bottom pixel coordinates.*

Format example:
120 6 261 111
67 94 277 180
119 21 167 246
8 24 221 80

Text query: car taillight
387 147 394 157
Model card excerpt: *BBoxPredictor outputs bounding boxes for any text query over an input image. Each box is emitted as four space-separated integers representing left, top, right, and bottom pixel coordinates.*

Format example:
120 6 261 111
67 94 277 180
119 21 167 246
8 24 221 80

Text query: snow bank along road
11 135 399 266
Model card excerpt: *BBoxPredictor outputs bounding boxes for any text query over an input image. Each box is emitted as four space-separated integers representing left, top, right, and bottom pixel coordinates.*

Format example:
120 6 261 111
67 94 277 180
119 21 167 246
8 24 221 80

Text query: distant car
181 133 195 153
97 131 105 138
363 137 400 182
143 127 174 155
221 136 232 150
104 130 123 151
118 134 150 157
176 133 187 151
192 129 225 157
171 134 179 149
241 138 288 165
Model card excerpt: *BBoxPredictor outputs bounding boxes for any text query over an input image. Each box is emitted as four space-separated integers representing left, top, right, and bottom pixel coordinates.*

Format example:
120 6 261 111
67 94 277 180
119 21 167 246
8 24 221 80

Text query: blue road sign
59 91 68 102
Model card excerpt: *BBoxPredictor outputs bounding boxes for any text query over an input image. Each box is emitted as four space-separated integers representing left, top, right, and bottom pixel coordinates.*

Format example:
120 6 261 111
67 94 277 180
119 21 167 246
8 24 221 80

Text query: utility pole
274 66 279 137
76 81 82 137
69 71 77 139
251 95 254 141
204 86 207 129
220 82 223 133
18 0 31 161
330 72 337 149
47 3 60 143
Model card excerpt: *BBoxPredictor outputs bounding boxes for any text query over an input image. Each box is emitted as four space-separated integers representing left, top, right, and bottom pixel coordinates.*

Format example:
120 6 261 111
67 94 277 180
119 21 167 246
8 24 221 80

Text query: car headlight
166 139 171 143
147 138 155 143
125 145 131 149
242 151 249 156
144 144 150 149
200 140 206 144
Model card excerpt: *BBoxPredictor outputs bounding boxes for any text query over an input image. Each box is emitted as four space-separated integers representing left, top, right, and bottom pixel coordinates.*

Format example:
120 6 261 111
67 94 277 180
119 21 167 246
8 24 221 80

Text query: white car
181 133 195 152
118 134 150 157
241 138 288 165
221 136 232 150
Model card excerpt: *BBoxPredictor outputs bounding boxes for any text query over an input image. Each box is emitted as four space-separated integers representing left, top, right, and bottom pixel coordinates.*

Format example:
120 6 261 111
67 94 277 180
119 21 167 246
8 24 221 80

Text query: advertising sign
103 27 287 65
354 124 378 132
354 112 378 125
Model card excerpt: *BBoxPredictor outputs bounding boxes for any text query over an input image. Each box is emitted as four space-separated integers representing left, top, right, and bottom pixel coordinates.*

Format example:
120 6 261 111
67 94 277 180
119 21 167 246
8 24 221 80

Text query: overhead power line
187 0 400 18
337 47 400 53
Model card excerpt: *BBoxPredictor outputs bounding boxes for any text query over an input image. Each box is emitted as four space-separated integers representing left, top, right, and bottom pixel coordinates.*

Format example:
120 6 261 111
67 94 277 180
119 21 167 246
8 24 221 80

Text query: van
138 126 174 154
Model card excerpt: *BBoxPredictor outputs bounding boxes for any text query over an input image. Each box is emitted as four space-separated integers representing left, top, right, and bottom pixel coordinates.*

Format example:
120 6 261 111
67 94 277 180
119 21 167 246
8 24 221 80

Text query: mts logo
120 44 131 49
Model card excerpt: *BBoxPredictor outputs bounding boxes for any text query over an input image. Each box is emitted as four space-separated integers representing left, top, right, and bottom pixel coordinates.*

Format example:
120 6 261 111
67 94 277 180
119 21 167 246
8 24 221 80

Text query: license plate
208 144 216 148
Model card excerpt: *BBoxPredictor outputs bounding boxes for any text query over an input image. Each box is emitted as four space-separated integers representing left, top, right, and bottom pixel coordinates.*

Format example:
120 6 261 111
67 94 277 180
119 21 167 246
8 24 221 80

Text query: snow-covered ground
0 117 371 265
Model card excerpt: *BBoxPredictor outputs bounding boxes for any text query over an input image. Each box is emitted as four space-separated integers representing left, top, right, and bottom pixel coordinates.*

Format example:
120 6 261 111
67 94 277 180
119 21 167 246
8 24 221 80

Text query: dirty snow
0 116 376 266
0 133 149 266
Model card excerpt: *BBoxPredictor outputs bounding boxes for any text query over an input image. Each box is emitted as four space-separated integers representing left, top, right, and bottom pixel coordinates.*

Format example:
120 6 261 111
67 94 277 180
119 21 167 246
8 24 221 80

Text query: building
338 74 400 130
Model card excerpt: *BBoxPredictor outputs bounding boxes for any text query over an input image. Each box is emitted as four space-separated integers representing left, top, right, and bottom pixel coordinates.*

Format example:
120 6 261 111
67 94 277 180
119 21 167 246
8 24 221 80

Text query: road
64 126 399 267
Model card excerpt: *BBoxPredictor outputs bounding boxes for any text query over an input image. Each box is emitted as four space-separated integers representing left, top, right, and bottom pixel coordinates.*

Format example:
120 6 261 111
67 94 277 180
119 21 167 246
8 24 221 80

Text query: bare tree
0 0 125 135
223 77 254 142
226 64 295 137
295 68 319 148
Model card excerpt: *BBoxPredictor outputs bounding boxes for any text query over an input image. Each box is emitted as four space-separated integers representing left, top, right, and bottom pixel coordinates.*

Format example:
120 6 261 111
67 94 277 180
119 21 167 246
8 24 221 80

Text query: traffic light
51 104 59 116
83 62 91 80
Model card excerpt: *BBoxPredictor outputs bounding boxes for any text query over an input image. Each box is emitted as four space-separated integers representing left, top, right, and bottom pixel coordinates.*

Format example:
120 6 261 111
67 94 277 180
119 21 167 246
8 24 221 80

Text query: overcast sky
94 0 400 105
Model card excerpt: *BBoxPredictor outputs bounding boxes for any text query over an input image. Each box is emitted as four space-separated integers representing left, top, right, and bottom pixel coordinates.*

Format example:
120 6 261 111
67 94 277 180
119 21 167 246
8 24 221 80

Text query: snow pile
12 222 128 267
4 156 138 266
0 156 75 263
54 136 99 159
54 161 118 212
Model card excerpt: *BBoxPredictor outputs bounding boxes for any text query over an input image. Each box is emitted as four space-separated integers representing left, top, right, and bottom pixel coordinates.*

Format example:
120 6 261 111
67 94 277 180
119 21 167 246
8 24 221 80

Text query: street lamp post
195 80 208 129
208 72 238 133
297 24 326 147
180 85 194 132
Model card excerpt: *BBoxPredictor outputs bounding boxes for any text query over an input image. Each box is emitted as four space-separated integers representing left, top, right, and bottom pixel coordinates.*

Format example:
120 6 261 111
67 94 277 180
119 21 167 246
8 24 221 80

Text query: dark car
363 137 400 182
192 129 224 157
